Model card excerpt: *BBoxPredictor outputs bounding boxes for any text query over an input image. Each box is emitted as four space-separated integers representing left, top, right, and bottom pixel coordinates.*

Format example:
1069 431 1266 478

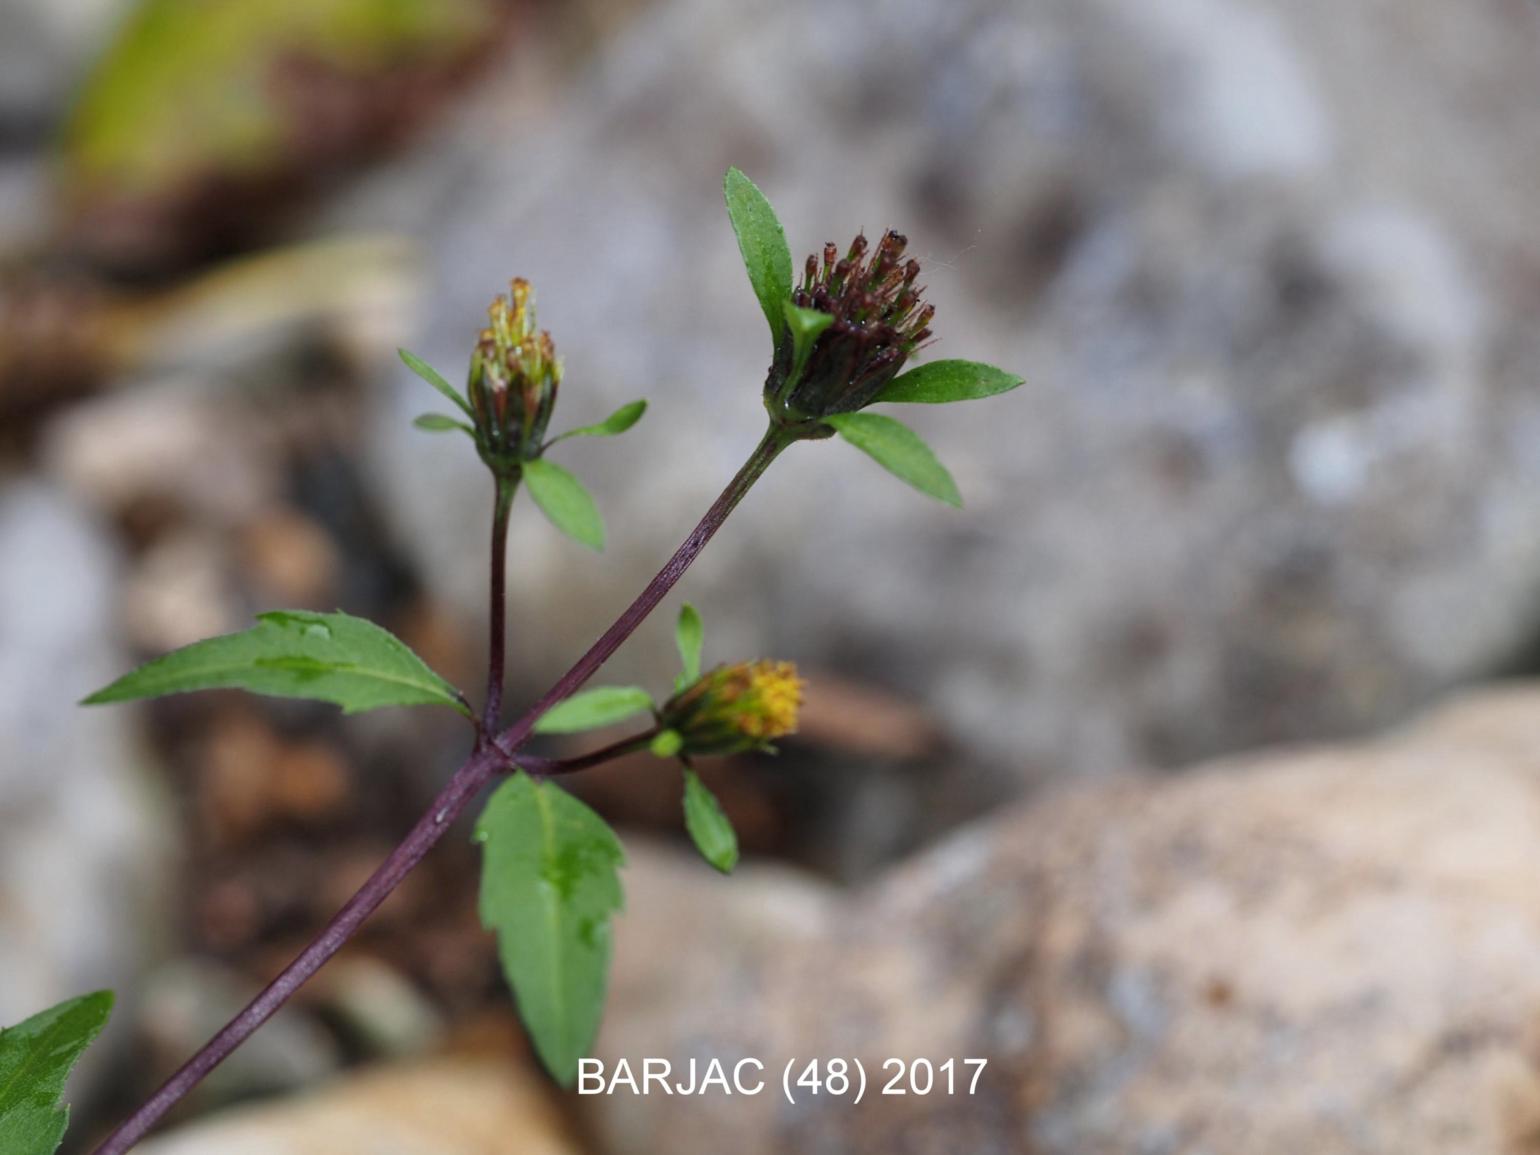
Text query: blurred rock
140 959 340 1105
136 1054 584 1155
0 0 129 137
347 0 1540 807
0 482 172 1041
595 686 1540 1154
306 956 446 1061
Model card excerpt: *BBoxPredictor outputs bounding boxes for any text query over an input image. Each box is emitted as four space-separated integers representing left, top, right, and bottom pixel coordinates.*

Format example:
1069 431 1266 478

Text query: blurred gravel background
5 0 1540 1150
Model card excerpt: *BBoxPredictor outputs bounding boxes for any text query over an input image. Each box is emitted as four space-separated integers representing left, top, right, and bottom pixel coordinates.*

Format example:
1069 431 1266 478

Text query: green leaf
681 770 739 874
412 413 474 435
83 609 471 717
675 604 704 685
0 991 114 1155
399 347 475 420
824 412 962 507
724 167 793 346
650 729 683 758
476 774 625 1085
548 400 647 444
533 686 654 735
523 458 605 551
876 359 1025 405
783 300 834 392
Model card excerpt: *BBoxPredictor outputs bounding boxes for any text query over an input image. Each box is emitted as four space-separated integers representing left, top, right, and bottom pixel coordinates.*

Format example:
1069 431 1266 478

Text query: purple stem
482 476 516 731
90 425 791 1155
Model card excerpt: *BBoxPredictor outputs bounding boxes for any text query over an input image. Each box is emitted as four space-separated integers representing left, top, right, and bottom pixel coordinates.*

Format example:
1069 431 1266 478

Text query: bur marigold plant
0 169 1022 1153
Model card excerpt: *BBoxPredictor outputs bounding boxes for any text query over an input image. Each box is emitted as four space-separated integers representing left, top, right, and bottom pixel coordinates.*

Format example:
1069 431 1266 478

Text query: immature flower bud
658 660 804 756
468 278 561 470
770 229 934 418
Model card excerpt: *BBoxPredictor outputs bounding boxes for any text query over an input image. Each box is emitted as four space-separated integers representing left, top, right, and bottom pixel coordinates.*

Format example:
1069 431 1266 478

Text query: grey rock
344 0 1540 792
0 481 172 1044
0 0 131 136
592 686 1540 1155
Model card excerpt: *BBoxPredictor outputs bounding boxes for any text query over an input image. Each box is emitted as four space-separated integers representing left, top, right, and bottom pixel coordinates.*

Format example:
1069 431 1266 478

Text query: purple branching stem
90 424 793 1155
483 476 517 731
509 729 659 779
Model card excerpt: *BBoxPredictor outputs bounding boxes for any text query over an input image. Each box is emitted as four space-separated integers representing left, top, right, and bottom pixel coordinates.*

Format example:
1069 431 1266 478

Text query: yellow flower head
468 278 562 467
660 660 804 756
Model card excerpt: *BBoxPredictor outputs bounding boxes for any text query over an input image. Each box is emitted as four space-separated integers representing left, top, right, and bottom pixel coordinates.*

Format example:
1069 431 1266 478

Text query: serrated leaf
412 413 474 434
476 774 625 1085
523 458 605 551
399 347 475 420
548 400 647 444
783 300 834 392
876 359 1025 405
824 412 962 507
682 770 738 874
0 991 113 1155
675 604 704 685
724 167 793 346
532 686 654 735
83 609 471 716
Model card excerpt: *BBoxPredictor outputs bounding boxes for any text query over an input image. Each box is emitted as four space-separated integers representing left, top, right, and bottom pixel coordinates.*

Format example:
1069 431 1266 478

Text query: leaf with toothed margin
875 359 1024 405
724 167 793 346
824 412 962 507
82 610 471 716
476 773 625 1086
0 991 114 1155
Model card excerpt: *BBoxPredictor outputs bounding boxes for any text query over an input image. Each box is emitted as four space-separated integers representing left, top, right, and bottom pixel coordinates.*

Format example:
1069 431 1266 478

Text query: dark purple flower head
770 229 934 418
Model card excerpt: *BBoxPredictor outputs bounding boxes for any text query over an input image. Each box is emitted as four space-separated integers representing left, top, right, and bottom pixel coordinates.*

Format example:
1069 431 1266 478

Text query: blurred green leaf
724 168 793 346
400 348 475 420
876 360 1024 405
63 0 498 197
533 687 655 735
412 413 473 435
523 459 605 551
82 609 470 716
476 773 624 1086
824 412 962 507
548 400 647 444
0 991 114 1155
675 604 704 686
650 729 684 758
681 770 738 874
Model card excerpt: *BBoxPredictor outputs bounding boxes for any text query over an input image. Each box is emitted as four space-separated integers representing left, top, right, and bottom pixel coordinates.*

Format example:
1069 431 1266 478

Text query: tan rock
138 1055 584 1155
593 686 1540 1154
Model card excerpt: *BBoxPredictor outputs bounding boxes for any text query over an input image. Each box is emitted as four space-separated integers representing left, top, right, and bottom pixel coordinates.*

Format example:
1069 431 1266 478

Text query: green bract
83 610 470 717
523 458 606 551
823 412 962 507
476 774 625 1085
723 168 793 346
0 992 114 1155
532 686 655 735
682 770 739 874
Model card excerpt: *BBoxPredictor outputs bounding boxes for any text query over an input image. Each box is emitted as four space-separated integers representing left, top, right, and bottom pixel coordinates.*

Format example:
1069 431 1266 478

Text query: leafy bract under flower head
771 229 934 418
660 660 804 756
468 278 562 469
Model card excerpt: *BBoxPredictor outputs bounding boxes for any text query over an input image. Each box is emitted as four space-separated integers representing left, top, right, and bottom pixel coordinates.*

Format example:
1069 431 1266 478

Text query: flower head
770 230 934 419
467 278 561 470
658 660 804 756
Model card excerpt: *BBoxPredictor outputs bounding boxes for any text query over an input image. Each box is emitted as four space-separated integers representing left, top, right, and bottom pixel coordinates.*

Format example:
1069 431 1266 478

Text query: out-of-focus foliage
62 0 498 194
